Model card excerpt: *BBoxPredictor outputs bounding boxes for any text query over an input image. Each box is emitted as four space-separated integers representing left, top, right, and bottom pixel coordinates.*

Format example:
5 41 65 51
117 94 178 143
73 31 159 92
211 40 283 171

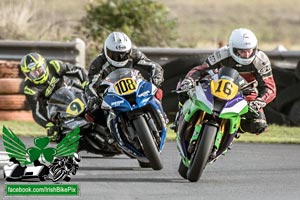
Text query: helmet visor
233 48 256 59
25 62 47 80
106 48 131 62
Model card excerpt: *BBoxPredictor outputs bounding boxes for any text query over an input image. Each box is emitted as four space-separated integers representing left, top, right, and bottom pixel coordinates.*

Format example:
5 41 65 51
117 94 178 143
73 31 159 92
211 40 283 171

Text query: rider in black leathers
86 31 164 113
20 52 88 142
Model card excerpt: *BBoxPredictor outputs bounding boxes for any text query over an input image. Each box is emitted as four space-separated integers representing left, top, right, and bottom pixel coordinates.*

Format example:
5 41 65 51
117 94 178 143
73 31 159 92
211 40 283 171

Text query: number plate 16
210 79 238 100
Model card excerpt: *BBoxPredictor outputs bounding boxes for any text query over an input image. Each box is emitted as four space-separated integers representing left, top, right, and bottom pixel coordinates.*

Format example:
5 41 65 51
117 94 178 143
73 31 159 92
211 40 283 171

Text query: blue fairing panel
136 82 153 107
103 94 132 112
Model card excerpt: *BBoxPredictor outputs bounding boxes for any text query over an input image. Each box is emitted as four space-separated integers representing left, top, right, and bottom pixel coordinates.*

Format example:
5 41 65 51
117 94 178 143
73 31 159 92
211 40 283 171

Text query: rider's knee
240 118 268 135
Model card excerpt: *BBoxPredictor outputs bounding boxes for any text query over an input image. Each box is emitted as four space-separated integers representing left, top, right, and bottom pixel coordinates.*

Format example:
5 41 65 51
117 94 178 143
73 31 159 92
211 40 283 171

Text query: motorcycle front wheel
133 115 163 170
187 124 217 182
138 160 152 168
178 160 188 179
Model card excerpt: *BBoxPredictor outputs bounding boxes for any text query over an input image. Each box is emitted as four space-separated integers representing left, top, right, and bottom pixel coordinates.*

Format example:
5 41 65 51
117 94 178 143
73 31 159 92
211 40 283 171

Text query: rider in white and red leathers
173 28 276 135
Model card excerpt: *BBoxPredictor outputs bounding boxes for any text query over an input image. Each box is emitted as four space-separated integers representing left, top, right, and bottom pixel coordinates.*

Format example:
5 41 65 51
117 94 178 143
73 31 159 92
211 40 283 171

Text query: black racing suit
85 48 164 125
185 45 276 134
86 48 164 98
23 60 88 128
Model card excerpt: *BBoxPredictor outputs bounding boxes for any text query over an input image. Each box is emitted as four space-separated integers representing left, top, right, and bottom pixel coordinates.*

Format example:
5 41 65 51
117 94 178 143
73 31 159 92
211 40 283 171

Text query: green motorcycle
176 67 253 182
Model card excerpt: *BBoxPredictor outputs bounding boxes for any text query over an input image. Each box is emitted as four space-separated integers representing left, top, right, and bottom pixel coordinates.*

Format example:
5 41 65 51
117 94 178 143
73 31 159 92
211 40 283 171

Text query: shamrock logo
27 137 56 163
2 126 80 166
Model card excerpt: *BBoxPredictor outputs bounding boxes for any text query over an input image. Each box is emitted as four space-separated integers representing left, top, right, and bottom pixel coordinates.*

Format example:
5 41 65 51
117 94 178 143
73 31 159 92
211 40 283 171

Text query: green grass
166 124 300 144
236 125 300 144
0 121 46 137
1 121 300 144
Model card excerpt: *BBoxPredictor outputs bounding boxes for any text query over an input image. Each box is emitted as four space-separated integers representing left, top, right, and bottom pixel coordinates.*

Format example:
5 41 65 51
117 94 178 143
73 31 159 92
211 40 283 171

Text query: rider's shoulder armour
206 46 231 66
252 50 272 76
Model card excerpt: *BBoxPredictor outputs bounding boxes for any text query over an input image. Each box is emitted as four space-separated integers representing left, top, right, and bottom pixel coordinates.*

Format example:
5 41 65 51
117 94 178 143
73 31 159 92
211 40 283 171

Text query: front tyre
138 160 152 168
178 160 188 179
133 115 163 170
187 124 217 182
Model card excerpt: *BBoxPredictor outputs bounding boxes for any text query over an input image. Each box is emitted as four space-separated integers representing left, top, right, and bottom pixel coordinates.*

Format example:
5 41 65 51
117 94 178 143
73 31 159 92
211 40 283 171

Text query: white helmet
229 28 257 65
104 32 132 67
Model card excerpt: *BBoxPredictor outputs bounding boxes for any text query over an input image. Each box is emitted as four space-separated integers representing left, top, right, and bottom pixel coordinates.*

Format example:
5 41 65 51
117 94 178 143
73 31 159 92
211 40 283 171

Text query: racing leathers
86 48 164 109
182 46 276 134
23 60 88 140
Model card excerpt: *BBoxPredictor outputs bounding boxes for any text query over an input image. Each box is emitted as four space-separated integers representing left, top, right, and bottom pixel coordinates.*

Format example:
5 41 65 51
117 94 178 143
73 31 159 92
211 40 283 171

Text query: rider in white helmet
172 28 276 137
86 31 164 121
229 28 258 65
103 31 133 68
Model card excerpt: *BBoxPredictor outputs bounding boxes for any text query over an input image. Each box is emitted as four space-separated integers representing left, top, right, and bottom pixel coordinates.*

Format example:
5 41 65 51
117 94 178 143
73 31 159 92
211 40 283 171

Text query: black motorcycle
47 77 122 157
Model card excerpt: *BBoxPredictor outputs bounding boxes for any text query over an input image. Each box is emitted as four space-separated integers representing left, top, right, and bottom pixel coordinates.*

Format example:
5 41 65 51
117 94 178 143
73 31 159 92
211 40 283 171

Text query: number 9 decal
66 98 85 116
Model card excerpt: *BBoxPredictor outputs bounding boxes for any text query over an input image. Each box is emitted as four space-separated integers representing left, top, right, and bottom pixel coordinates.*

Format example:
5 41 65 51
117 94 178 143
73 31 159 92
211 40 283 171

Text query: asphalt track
1 140 300 200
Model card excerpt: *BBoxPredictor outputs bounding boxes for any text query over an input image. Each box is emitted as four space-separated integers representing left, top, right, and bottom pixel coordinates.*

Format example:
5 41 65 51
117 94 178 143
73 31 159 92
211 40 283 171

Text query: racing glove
81 81 89 89
249 98 267 112
46 122 60 142
180 77 195 91
87 96 102 111
151 75 164 87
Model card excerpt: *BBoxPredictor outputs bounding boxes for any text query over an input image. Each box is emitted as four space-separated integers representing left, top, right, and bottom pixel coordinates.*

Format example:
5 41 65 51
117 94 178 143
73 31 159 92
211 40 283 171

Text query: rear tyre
187 125 217 182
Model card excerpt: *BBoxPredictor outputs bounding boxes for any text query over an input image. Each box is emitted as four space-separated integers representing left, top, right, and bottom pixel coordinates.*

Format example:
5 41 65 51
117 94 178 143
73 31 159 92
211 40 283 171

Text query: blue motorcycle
100 68 167 170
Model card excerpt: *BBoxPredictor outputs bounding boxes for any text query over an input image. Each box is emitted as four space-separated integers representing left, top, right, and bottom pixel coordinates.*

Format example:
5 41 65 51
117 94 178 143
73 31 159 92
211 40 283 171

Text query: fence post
74 38 86 68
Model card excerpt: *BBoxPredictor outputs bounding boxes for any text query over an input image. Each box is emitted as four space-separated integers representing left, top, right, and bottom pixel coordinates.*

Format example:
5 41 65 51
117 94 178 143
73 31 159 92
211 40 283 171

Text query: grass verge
0 121 46 137
1 121 300 144
166 124 300 144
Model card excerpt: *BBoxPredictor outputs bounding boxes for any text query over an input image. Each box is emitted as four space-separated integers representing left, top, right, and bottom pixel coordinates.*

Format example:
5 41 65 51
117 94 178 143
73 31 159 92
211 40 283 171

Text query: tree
79 0 178 50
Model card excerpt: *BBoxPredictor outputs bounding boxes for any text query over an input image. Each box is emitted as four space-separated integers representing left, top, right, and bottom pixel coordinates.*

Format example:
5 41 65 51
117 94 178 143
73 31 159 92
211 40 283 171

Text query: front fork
185 118 224 164
178 109 242 166
177 111 206 166
182 117 240 166
213 117 241 158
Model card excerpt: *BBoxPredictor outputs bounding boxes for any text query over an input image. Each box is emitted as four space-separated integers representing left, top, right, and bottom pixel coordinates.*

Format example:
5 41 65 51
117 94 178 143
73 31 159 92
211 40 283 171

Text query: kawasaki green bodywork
177 83 249 167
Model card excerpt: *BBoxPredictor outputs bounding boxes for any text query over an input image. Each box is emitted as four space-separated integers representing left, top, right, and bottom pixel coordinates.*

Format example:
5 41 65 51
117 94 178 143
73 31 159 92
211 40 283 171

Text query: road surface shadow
72 177 187 183
79 166 151 171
